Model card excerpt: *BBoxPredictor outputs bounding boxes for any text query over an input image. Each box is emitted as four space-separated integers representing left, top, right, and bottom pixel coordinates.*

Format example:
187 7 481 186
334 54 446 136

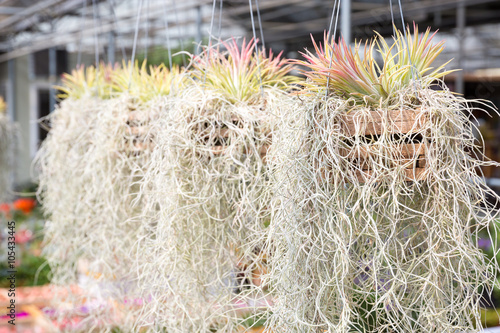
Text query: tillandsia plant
191 37 296 104
36 62 184 332
56 63 116 99
266 25 500 332
111 61 183 102
300 24 453 106
0 97 14 202
135 38 295 332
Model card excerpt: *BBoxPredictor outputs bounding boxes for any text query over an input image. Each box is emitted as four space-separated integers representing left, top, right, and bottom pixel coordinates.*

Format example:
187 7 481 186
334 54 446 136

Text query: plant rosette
135 39 295 332
266 26 500 332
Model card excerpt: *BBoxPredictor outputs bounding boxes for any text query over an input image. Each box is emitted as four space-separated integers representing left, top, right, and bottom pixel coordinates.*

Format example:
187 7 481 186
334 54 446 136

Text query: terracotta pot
196 116 270 159
234 249 268 289
338 108 427 182
125 110 153 154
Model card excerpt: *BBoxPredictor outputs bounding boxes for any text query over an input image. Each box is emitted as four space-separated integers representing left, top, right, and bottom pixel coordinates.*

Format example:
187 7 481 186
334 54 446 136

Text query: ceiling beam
0 0 276 56
351 0 500 26
0 1 243 62
0 7 24 15
13 0 89 32
262 0 500 43
253 1 385 23
227 0 309 16
0 0 66 31
258 3 323 22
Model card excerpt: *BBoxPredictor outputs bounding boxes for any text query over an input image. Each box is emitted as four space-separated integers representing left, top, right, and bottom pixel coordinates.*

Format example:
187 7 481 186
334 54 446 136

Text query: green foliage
477 219 500 304
0 256 51 287
480 308 500 328
238 313 268 329
0 200 50 288
136 40 198 68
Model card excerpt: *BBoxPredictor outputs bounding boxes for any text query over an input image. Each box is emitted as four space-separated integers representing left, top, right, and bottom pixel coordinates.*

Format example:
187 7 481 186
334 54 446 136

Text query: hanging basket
234 247 268 289
125 109 154 154
338 108 428 182
194 116 270 159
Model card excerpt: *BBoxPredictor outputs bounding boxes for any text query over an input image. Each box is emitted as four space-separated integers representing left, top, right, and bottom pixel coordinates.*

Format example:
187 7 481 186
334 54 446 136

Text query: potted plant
135 38 295 332
266 25 500 332
36 62 184 331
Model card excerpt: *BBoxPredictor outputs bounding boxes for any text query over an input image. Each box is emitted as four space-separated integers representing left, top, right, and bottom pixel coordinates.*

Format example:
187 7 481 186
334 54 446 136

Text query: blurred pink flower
15 228 33 244
0 203 10 216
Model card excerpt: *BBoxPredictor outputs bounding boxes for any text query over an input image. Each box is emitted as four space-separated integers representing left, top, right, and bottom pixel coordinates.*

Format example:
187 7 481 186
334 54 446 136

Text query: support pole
48 47 56 113
341 0 351 44
108 2 115 64
7 59 15 122
455 0 465 94
108 31 115 64
434 10 442 27
196 5 202 54
7 58 16 188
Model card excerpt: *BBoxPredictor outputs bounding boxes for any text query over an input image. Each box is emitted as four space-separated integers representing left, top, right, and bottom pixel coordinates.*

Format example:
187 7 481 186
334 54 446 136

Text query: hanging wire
208 0 218 47
396 0 418 84
129 0 144 90
91 0 100 66
331 1 341 47
77 0 88 67
172 0 186 66
325 0 341 98
326 0 340 41
248 0 264 98
161 2 173 69
389 0 396 37
108 0 127 62
255 0 265 52
218 0 223 40
144 0 149 60
202 0 218 87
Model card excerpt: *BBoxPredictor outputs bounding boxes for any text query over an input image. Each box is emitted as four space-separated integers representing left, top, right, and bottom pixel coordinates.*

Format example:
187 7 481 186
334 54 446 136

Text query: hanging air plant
266 25 500 332
0 97 14 202
36 62 183 331
135 38 296 332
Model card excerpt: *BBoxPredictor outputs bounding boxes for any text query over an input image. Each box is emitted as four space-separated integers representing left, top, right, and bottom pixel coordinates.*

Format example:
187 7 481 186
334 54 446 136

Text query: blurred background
3 0 500 188
2 0 500 331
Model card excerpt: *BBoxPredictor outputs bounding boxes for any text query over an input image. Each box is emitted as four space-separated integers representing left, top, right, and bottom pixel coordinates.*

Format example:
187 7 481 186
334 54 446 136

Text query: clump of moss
36 62 185 331
266 26 500 332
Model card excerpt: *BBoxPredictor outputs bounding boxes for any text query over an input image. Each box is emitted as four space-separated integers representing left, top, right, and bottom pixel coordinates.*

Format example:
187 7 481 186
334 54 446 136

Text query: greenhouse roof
1 0 500 64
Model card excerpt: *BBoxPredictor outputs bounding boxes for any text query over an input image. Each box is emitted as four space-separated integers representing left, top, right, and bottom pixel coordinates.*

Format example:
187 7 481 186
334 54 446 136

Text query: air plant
36 62 184 331
134 39 295 332
56 63 116 99
111 61 184 102
300 24 453 106
191 38 296 104
266 25 500 332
